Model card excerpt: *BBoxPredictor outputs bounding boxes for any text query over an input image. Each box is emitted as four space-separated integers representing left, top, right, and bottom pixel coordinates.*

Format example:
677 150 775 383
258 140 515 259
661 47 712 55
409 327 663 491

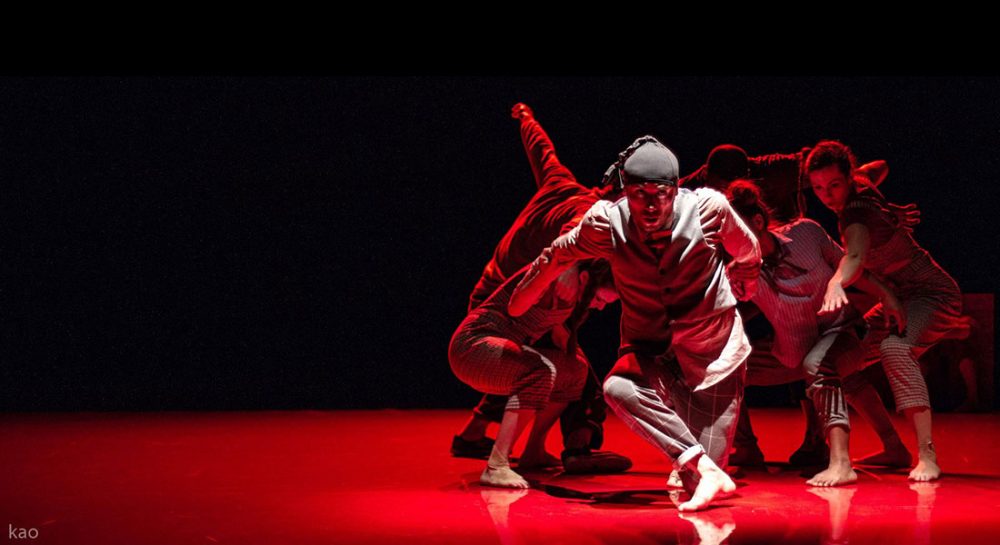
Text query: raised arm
852 160 921 231
678 164 708 188
512 103 571 191
856 160 888 187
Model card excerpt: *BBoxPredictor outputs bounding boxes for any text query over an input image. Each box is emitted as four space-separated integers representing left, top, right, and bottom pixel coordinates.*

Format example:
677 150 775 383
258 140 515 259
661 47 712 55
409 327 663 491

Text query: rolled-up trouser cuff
807 382 851 433
675 444 705 471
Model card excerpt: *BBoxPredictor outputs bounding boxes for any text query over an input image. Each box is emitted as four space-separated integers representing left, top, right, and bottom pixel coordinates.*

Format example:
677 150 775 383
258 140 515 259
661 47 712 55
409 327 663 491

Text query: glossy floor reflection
1 409 999 544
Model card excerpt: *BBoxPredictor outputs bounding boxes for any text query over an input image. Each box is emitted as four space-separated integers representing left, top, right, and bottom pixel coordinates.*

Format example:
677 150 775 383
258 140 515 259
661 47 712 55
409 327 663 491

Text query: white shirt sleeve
550 200 616 263
696 189 761 267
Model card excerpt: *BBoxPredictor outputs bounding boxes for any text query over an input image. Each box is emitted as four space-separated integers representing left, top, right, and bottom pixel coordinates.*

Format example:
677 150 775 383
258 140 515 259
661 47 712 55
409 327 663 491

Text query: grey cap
622 140 680 186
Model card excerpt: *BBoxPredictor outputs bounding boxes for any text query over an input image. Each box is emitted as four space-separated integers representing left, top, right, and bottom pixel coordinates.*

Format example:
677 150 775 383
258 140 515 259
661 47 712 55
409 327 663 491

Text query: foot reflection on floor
3 409 999 544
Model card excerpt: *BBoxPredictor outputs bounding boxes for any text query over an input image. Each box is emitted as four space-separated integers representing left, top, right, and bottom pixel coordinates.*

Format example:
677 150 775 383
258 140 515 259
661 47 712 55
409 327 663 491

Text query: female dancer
807 140 970 481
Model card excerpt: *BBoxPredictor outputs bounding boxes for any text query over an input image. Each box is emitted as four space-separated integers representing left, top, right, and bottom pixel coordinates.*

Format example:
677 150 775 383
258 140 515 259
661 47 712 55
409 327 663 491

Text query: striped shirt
752 219 855 369
469 266 576 345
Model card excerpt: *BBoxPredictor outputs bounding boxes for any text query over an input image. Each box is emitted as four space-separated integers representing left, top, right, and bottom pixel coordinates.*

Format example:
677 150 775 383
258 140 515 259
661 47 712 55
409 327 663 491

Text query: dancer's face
809 165 853 213
589 285 619 310
735 210 767 239
625 182 677 233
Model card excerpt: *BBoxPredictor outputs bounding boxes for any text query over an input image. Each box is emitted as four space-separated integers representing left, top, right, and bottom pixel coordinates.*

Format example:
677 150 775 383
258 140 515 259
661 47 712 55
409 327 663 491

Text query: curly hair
805 140 857 178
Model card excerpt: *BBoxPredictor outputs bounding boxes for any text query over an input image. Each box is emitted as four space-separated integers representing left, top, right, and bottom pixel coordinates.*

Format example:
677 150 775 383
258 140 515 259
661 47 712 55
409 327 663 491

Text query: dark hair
564 259 613 355
805 140 857 178
601 135 664 188
706 144 749 181
726 179 770 229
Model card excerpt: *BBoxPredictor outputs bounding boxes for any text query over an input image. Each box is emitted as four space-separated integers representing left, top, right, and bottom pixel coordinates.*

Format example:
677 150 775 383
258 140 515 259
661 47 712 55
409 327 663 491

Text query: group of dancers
447 104 970 511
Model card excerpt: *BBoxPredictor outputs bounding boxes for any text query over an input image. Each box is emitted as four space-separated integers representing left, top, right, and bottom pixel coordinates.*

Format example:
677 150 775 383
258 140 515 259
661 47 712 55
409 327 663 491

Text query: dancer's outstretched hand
511 103 534 120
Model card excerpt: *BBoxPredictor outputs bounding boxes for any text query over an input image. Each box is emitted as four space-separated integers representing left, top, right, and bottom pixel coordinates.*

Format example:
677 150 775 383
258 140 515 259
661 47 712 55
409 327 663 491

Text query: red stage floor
2 409 999 544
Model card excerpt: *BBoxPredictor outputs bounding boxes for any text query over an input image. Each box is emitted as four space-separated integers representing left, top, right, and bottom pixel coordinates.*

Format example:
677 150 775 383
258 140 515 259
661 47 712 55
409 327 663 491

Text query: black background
3 76 997 410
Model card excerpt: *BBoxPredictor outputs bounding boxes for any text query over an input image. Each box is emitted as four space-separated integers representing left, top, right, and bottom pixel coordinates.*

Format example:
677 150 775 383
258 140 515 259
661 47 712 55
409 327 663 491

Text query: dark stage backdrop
3 76 998 411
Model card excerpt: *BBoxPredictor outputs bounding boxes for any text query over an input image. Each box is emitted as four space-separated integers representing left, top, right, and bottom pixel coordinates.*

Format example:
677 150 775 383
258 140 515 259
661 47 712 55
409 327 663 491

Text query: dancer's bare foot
517 451 561 470
909 446 941 482
667 469 683 488
854 446 913 468
481 465 530 488
807 460 858 487
678 455 736 512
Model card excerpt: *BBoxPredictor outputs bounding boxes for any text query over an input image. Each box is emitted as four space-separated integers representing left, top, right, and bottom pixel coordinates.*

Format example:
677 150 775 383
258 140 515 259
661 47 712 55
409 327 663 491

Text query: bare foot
481 465 530 488
806 460 858 487
517 451 561 470
667 469 683 488
909 450 941 482
678 456 736 512
854 447 912 468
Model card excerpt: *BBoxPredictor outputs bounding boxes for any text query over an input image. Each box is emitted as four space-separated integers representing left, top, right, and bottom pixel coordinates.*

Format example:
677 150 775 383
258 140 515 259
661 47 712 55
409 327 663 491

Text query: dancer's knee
602 375 636 408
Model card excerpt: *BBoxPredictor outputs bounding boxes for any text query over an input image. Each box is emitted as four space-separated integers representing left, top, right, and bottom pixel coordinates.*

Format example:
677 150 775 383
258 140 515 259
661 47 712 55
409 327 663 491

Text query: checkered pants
863 257 970 412
603 353 745 471
802 331 862 432
450 323 587 411
742 330 863 433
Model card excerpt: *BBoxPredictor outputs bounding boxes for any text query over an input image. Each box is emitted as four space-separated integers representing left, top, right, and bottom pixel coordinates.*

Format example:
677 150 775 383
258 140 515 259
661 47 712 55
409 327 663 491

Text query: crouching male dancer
510 137 761 511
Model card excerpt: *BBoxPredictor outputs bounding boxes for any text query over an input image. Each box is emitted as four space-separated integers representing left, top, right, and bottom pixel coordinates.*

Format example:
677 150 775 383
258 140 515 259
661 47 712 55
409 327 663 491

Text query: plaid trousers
604 352 745 471
863 256 970 412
